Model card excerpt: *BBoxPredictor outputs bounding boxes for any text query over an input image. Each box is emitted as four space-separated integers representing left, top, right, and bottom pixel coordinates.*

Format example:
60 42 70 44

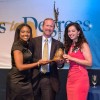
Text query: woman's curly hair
64 22 88 53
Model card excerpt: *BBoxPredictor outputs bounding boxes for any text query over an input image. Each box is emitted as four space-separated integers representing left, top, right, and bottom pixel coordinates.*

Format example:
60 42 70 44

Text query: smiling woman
63 22 92 100
6 23 49 100
6 23 35 100
19 26 31 42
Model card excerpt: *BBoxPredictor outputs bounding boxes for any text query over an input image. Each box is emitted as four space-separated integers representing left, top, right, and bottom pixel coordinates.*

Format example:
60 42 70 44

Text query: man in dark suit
31 18 64 100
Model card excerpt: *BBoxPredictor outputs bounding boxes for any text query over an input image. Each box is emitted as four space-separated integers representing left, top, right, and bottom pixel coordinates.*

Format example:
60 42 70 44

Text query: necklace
72 46 79 53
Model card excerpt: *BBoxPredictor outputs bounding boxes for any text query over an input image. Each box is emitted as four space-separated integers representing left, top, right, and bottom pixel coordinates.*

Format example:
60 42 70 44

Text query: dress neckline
19 39 29 48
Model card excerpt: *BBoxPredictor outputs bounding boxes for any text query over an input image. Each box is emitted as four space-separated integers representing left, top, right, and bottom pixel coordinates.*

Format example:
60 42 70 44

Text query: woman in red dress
63 22 92 100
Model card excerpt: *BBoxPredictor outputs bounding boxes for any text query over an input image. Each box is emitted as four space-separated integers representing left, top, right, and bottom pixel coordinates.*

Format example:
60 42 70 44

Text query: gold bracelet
37 61 40 67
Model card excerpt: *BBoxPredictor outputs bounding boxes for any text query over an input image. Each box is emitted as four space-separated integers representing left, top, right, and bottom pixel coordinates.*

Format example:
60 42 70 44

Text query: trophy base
48 58 63 63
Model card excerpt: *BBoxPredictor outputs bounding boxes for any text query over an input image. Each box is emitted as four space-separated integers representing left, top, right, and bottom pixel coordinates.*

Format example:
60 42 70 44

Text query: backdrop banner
0 0 100 69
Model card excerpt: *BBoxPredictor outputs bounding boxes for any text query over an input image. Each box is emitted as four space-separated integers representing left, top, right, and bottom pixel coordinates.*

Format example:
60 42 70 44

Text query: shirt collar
42 36 52 43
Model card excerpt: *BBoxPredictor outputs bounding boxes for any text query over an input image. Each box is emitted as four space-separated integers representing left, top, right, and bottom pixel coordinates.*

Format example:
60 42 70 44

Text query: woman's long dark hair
14 23 32 43
64 22 88 53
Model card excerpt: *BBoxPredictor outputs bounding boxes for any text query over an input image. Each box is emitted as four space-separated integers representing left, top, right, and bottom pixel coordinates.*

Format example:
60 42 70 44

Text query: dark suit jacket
30 36 64 93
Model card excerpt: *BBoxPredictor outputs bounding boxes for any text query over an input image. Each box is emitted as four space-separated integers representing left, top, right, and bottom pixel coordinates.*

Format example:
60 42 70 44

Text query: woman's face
20 26 31 41
68 25 80 42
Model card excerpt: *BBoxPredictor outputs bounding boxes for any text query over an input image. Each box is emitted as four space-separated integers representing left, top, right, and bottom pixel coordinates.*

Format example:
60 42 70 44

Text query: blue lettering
23 17 38 29
0 23 6 33
83 20 91 31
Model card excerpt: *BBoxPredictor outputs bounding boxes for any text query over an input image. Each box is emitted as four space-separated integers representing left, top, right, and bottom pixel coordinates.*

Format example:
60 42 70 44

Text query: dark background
0 69 100 100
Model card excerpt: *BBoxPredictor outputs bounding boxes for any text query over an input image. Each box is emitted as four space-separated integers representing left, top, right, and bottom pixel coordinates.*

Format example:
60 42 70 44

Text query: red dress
66 47 89 100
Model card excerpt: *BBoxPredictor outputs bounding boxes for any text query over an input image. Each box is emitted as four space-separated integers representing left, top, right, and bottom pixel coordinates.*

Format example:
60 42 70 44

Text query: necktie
43 38 48 60
41 38 48 73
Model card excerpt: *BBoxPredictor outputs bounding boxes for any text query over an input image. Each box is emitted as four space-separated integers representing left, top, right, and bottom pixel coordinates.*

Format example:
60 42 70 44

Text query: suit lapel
50 38 56 59
37 36 42 59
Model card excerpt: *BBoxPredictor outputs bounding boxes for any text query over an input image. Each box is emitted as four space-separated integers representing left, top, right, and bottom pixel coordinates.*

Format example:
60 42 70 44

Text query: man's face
42 19 55 38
